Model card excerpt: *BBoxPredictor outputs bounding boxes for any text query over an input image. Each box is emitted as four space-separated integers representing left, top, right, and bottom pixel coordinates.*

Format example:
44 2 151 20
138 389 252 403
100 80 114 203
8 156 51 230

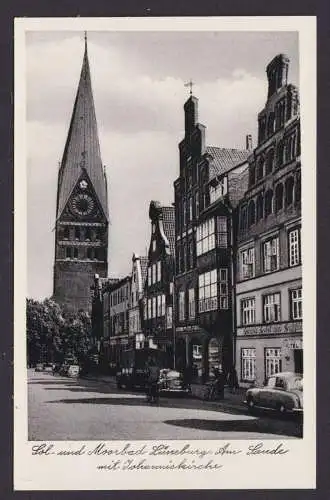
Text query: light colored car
67 365 80 377
245 371 303 415
158 369 188 394
35 363 44 372
43 363 54 373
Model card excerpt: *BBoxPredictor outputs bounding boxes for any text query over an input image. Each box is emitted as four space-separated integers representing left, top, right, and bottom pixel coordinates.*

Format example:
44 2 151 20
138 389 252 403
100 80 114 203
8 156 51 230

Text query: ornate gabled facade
128 253 148 349
236 54 302 387
174 94 250 380
142 201 175 365
53 36 109 312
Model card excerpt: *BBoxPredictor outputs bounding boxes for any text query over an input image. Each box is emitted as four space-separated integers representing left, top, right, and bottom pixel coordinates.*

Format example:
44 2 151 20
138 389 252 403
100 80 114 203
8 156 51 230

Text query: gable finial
184 79 195 96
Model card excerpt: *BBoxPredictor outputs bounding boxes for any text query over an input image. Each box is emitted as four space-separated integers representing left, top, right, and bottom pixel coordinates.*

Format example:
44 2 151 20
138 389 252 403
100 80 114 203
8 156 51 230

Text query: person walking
146 357 160 404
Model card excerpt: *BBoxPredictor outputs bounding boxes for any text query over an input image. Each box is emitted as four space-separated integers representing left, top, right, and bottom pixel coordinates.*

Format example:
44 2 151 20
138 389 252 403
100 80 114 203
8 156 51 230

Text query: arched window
266 149 274 175
256 157 264 181
285 177 295 207
264 190 273 217
248 200 255 226
267 113 275 136
256 193 264 221
74 227 80 240
249 164 256 187
277 141 285 167
275 183 284 212
295 172 301 206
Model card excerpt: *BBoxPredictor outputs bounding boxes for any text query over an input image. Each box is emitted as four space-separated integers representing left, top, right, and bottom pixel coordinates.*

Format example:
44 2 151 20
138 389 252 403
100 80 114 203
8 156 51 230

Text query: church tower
53 34 108 312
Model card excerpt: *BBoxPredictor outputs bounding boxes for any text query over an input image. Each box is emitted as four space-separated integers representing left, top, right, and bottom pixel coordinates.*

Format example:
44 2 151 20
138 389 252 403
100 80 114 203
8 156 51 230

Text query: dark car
244 371 303 415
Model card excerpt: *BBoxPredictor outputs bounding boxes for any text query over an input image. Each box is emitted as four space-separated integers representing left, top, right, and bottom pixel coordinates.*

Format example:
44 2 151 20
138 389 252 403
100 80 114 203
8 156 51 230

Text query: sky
26 30 299 300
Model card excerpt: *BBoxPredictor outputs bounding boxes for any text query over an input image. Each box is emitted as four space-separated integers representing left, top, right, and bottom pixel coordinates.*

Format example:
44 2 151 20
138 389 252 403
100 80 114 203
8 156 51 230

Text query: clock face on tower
70 193 95 216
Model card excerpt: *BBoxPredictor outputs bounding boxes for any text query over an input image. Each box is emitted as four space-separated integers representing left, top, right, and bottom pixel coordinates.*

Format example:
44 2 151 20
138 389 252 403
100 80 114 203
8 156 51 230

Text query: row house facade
174 94 250 379
142 201 175 366
128 253 148 350
101 275 131 369
236 54 302 387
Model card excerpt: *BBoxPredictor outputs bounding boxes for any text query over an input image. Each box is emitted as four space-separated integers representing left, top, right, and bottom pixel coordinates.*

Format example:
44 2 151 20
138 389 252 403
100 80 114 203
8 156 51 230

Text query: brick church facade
53 37 109 312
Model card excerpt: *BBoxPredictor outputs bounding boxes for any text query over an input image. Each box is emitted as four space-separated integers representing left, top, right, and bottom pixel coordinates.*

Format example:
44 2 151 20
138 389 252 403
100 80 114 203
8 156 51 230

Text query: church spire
57 34 108 220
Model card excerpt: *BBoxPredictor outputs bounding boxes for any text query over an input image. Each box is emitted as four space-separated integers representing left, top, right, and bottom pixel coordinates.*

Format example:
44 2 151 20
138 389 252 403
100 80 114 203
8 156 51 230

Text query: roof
160 206 175 257
57 40 108 219
206 146 250 181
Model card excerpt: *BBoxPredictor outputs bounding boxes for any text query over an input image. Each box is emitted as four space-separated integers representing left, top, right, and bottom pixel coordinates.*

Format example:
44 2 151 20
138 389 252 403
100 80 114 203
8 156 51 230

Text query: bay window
196 218 215 256
198 269 217 312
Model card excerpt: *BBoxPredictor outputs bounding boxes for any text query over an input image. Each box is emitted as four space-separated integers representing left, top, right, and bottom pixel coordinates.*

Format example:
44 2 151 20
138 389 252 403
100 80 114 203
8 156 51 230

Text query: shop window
263 293 281 323
241 348 256 381
241 298 256 325
265 348 282 378
290 288 302 320
275 183 284 212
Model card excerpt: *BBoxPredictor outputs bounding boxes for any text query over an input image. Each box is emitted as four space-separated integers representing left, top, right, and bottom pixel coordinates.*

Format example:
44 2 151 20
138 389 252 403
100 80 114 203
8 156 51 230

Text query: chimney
246 134 253 151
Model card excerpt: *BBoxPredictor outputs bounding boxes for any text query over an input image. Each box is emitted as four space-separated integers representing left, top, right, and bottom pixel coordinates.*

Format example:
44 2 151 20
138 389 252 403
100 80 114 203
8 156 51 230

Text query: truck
116 347 168 390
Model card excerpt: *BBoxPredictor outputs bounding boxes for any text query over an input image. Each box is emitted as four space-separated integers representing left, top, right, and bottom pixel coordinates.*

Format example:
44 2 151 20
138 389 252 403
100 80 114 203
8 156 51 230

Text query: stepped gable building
142 201 175 364
101 275 131 370
128 253 148 350
235 54 302 387
53 35 109 312
174 94 250 379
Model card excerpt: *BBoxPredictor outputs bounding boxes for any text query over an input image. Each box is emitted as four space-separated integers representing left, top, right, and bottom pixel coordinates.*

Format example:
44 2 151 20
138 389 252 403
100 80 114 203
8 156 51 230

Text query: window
73 247 78 259
241 248 255 280
267 113 275 136
157 261 161 282
277 140 285 166
147 267 151 286
85 227 91 241
289 229 300 266
219 268 229 309
188 196 193 222
66 247 72 259
196 218 215 256
241 298 256 325
157 295 161 317
265 189 273 217
249 164 256 187
275 183 284 212
64 227 70 240
285 177 294 207
75 227 80 240
147 298 151 319
166 306 173 329
152 297 156 319
240 206 248 233
263 293 281 323
195 194 199 218
182 200 186 228
87 248 93 260
152 264 156 284
256 157 264 180
210 177 228 204
152 239 156 252
169 282 174 295
217 216 228 247
256 193 264 221
263 237 279 273
152 223 155 234
266 149 274 175
265 348 282 377
241 348 256 381
291 288 302 320
178 291 185 321
188 238 194 269
188 288 195 319
248 200 255 226
199 269 217 312
161 294 166 316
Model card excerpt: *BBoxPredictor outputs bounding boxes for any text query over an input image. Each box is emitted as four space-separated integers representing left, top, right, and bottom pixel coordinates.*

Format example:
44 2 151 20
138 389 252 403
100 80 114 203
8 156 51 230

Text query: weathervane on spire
184 79 195 96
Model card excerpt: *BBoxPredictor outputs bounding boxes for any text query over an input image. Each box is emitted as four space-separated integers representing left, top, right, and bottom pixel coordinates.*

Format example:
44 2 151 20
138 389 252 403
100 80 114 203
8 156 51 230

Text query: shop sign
284 339 303 349
176 325 200 333
242 321 302 336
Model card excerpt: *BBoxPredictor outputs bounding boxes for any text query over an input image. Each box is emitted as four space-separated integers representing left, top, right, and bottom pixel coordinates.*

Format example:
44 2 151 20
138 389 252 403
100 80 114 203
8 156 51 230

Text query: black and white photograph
14 17 316 490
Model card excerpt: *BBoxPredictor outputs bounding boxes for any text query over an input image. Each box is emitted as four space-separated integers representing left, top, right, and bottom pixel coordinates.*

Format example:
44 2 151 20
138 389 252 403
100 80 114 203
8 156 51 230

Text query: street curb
80 375 249 415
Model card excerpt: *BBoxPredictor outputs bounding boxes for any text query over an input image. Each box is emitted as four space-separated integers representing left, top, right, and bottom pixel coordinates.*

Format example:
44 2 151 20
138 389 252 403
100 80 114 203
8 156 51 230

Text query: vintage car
35 363 44 372
158 369 189 395
43 363 54 373
244 371 303 415
67 365 80 378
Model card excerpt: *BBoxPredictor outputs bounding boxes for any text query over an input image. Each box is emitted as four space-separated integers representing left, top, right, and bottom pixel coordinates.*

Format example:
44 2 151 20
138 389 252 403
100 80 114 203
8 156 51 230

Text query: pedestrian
182 364 193 392
146 357 160 404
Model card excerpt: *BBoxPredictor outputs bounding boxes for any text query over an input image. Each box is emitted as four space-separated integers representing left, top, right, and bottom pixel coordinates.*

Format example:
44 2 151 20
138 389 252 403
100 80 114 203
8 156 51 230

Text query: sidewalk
81 374 248 414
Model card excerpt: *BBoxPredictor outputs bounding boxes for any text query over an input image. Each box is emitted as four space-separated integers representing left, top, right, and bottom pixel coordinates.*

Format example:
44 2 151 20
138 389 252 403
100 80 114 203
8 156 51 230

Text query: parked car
158 369 189 395
43 363 54 373
244 372 303 415
67 365 80 377
35 363 44 372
